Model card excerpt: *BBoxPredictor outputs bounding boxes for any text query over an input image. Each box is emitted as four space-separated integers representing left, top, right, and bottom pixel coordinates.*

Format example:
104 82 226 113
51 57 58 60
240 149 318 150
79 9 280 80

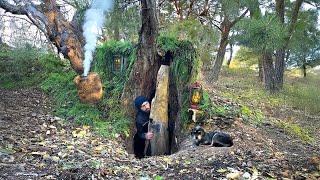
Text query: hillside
1 66 319 179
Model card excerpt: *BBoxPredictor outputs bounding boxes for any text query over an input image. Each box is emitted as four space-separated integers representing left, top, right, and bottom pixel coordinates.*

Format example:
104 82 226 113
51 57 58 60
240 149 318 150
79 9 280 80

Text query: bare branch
0 13 33 24
0 0 28 15
199 0 209 17
186 0 196 18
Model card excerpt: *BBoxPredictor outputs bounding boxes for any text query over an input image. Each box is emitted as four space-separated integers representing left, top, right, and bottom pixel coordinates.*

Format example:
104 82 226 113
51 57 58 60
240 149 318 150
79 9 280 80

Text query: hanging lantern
189 82 202 110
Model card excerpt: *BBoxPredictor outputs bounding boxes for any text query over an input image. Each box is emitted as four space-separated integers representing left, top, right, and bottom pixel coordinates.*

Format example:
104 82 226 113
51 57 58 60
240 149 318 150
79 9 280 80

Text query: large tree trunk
274 0 285 90
0 0 84 74
262 51 276 92
274 0 303 91
210 18 230 81
210 8 248 81
121 0 160 154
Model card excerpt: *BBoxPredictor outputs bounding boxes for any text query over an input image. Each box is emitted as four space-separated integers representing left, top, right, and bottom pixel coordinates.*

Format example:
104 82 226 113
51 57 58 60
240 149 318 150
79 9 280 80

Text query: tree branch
186 0 196 18
0 14 33 24
230 8 249 27
199 0 209 16
0 0 28 15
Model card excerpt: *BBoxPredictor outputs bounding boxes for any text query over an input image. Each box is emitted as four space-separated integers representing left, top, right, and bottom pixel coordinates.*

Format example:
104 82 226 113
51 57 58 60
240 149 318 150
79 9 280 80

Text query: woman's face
141 101 150 112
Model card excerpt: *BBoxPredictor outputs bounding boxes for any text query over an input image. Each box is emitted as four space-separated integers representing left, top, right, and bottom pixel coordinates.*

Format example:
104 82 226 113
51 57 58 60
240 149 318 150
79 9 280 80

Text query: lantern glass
114 57 121 71
191 89 201 104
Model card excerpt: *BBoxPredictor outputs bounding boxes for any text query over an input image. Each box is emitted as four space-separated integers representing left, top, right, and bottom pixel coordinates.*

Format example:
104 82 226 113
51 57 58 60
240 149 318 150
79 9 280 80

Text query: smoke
83 0 113 77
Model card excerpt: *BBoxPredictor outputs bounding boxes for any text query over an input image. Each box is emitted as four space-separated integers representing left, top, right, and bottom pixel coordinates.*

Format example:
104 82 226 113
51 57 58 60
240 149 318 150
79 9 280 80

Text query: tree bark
275 48 285 90
262 51 276 92
0 0 84 74
274 0 285 91
226 43 233 67
210 9 248 81
121 0 160 154
210 17 230 81
274 0 303 91
302 64 307 78
258 55 264 82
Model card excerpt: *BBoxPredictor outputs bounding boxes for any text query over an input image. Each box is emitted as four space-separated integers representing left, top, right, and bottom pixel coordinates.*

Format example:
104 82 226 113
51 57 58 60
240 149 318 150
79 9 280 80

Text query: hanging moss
81 40 137 137
92 37 199 135
157 34 199 126
94 40 135 80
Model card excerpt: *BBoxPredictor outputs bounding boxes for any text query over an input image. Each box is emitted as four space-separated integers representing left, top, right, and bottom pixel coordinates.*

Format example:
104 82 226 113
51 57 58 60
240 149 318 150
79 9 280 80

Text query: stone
149 65 170 156
241 172 251 180
226 172 241 179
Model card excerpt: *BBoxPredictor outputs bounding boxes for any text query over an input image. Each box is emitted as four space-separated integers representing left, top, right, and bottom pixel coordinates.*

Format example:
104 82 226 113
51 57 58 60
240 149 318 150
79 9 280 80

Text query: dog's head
191 125 206 141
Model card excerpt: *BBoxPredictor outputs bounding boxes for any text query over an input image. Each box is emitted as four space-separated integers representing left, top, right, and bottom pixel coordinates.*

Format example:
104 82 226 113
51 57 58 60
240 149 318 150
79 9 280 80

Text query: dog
191 125 233 147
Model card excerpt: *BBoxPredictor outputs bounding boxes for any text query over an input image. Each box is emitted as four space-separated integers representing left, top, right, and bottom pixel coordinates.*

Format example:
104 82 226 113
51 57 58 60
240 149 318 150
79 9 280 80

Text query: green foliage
40 40 136 138
0 46 65 88
235 14 287 53
240 105 264 125
40 71 101 126
287 9 320 68
104 0 141 42
233 46 260 67
40 71 130 138
154 175 164 180
221 67 320 116
220 0 254 19
91 40 135 137
217 67 319 141
163 19 218 64
0 41 134 138
199 91 240 121
157 34 197 86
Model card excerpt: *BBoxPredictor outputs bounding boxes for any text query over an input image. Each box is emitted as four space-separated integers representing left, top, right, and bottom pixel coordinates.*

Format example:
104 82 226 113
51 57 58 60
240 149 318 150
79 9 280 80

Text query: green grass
197 91 240 122
220 67 320 116
40 71 130 138
283 76 320 115
0 45 130 138
272 118 315 142
216 66 319 141
0 46 65 88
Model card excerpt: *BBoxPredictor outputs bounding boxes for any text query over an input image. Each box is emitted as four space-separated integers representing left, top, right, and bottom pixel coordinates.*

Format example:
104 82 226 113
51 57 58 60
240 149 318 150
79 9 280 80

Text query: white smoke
83 0 113 76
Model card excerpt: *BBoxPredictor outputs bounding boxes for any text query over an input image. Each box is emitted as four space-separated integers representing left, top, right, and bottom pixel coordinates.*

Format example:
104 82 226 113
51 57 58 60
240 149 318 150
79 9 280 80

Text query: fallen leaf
30 151 47 156
226 172 241 179
72 129 87 138
51 156 60 162
163 157 172 164
217 168 228 173
83 125 90 130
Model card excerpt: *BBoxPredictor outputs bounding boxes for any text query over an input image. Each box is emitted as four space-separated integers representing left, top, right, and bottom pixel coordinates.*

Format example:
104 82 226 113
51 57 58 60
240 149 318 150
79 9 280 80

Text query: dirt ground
0 87 319 179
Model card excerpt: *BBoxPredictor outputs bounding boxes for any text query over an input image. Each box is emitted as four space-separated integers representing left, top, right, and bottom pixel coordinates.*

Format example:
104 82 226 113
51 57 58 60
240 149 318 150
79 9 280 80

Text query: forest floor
1 71 320 179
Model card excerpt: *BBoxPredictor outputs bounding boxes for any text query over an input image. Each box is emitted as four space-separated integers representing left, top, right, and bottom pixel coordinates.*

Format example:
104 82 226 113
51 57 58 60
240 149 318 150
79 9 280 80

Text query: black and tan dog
191 125 233 147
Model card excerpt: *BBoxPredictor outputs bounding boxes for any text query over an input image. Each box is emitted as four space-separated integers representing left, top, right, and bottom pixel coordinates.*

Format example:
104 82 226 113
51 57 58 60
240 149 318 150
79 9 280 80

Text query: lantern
190 82 202 110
